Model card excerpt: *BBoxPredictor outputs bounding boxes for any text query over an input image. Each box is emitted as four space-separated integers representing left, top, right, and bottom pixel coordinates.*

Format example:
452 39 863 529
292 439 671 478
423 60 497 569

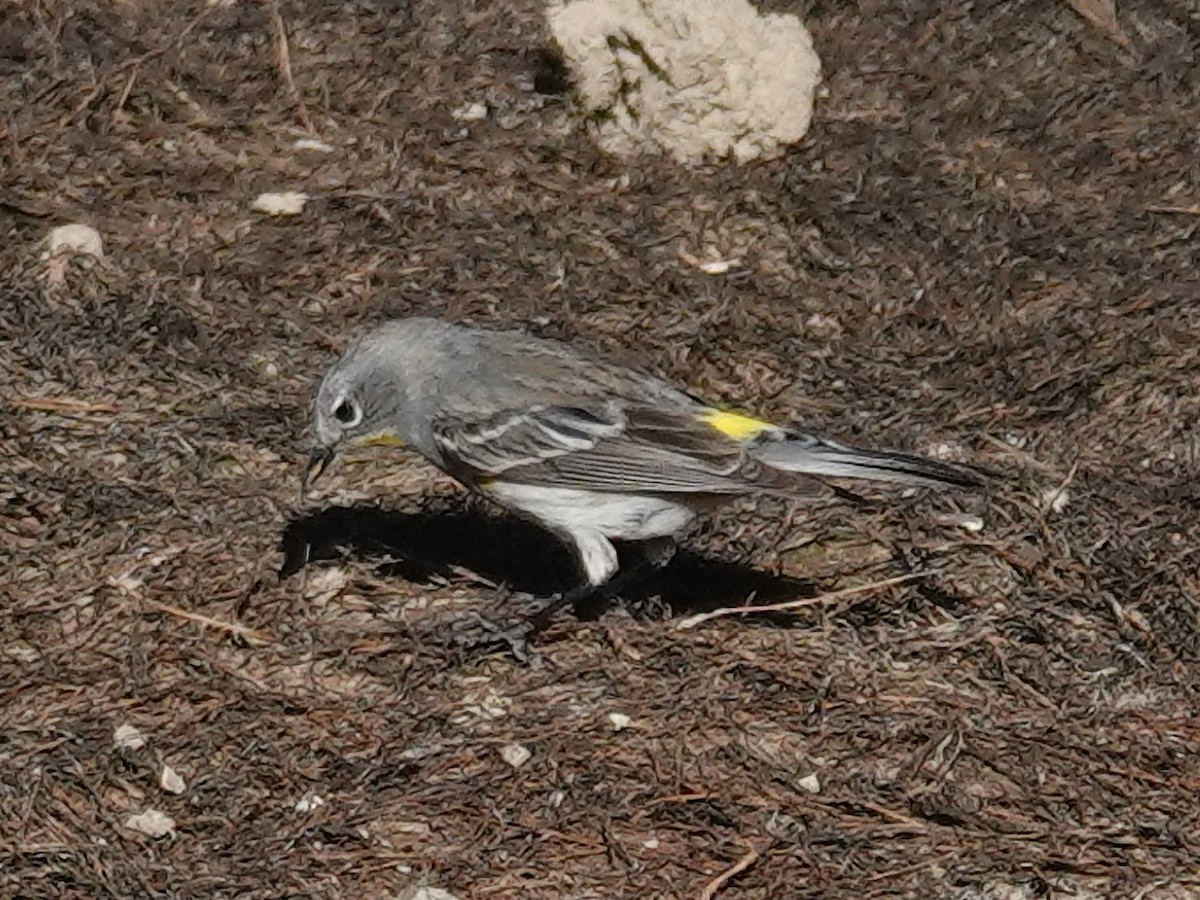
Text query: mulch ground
3 1 1200 897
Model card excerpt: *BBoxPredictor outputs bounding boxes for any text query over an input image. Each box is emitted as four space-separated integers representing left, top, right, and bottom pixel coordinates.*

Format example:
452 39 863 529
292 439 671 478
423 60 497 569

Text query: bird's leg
524 580 605 634
457 584 596 663
527 536 678 632
462 538 678 662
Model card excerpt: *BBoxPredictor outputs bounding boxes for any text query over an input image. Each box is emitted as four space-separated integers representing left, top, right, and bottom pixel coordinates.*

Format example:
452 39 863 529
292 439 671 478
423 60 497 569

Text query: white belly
483 483 696 541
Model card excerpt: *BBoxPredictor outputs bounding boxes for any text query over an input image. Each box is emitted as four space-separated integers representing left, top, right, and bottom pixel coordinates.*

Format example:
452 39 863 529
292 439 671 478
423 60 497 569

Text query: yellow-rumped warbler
304 318 982 614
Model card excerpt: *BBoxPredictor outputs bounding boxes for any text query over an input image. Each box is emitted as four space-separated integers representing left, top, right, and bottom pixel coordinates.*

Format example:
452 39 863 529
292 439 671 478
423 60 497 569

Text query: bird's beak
300 445 336 502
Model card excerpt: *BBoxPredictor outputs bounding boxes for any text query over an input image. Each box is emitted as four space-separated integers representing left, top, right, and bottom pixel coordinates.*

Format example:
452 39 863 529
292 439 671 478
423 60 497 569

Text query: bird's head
302 321 437 496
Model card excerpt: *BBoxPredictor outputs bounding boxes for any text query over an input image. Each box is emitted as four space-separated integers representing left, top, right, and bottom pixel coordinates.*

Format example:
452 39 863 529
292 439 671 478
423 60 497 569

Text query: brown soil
3 1 1200 897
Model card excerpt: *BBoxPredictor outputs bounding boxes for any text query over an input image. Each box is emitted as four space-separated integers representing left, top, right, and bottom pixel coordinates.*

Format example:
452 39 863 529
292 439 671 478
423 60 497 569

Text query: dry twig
1063 0 1131 48
698 845 760 900
1147 205 1200 216
268 0 314 133
10 396 118 414
141 598 270 645
675 571 931 629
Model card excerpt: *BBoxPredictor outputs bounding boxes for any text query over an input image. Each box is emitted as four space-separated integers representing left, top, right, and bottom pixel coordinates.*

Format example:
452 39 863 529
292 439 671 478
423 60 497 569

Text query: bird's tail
751 430 985 490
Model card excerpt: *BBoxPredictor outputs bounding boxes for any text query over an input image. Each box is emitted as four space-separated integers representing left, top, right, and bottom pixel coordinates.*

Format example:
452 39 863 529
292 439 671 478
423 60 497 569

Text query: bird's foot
454 585 591 663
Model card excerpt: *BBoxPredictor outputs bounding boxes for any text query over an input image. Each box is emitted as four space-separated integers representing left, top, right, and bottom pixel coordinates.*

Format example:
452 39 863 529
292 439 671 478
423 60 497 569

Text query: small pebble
499 743 531 769
160 765 186 795
397 887 462 900
113 724 148 751
124 809 175 838
294 794 325 814
293 138 335 153
1042 486 1070 514
451 101 488 122
251 192 309 216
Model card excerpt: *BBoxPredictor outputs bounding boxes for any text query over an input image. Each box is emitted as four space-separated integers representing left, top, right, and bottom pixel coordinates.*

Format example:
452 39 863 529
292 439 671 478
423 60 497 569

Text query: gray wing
431 403 763 494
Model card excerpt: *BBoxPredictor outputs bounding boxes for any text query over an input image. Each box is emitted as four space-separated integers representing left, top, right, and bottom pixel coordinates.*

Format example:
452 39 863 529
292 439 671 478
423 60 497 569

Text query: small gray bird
305 318 982 620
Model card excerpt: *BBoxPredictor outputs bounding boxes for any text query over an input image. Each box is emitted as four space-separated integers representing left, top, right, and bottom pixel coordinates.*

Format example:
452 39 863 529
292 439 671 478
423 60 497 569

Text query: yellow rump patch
699 409 776 441
352 431 405 448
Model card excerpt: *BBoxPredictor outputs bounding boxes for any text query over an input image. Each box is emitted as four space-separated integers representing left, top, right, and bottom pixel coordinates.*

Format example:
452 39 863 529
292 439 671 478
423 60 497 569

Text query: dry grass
3 0 1200 897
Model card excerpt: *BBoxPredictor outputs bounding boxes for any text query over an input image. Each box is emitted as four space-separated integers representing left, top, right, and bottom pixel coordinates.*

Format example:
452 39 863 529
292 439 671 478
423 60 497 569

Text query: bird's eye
332 398 362 427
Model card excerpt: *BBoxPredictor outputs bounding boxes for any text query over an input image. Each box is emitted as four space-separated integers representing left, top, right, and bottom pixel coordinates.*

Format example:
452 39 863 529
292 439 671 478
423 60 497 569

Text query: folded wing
432 404 762 494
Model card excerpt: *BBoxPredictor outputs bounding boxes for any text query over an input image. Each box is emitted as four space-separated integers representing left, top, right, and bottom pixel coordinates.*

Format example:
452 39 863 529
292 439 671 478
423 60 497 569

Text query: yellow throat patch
699 409 776 441
352 430 405 448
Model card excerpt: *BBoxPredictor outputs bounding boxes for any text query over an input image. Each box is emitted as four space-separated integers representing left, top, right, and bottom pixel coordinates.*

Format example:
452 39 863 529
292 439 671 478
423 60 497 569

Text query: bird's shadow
279 503 817 619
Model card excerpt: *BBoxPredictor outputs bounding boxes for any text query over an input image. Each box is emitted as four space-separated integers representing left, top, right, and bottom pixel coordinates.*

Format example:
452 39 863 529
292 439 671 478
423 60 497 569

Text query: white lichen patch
547 0 821 164
46 224 105 259
42 223 106 286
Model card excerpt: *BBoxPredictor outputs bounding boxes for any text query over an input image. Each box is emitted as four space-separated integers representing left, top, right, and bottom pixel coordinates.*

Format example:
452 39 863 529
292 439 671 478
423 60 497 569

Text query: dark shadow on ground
280 504 817 619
